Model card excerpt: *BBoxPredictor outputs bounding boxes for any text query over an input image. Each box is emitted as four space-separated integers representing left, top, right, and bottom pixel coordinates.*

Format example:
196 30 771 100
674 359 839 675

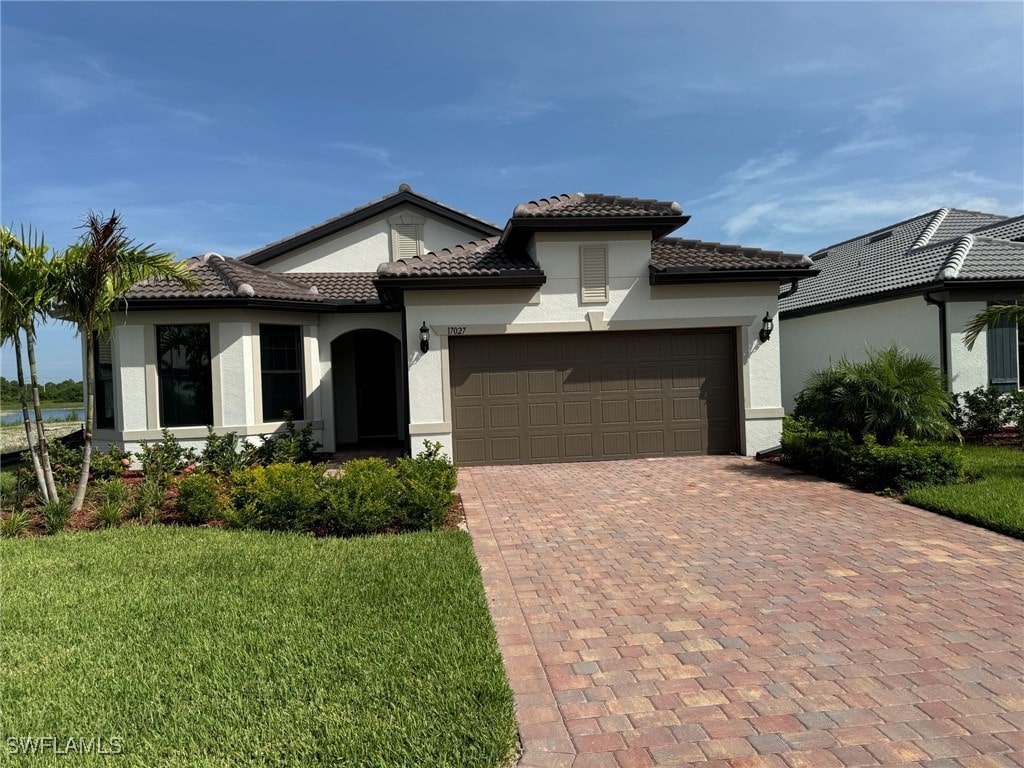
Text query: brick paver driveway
460 457 1023 768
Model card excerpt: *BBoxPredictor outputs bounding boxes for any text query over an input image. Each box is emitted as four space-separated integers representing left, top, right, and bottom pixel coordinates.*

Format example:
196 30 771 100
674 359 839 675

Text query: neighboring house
780 208 1024 411
97 185 817 466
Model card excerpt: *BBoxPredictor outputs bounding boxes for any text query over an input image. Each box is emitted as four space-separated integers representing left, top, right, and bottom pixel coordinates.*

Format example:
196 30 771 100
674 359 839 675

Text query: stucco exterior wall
403 231 785 458
779 296 940 412
257 205 488 274
946 299 991 394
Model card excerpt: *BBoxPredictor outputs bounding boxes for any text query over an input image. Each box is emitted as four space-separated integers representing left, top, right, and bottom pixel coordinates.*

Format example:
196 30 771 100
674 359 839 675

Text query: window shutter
580 245 608 303
987 310 1019 392
393 224 421 260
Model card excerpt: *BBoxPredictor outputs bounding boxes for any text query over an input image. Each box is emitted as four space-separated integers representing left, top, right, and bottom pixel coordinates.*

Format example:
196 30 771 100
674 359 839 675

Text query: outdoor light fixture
758 312 774 343
419 322 430 353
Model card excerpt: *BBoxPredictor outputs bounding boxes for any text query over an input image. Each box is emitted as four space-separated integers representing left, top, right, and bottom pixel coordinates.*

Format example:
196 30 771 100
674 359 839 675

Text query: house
96 185 817 466
779 208 1024 411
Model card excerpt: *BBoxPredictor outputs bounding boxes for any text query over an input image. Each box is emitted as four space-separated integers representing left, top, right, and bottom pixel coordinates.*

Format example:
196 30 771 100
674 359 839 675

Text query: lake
0 408 84 425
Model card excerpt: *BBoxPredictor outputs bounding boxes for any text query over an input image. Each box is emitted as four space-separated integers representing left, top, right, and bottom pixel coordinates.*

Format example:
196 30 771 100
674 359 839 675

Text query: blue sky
2 1 1022 383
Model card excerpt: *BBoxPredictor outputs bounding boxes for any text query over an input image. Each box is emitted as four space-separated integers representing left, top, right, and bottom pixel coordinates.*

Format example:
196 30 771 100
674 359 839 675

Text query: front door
354 331 399 440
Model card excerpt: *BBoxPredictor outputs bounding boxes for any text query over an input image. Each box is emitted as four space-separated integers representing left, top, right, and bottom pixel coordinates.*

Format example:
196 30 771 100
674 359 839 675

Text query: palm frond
962 304 1024 350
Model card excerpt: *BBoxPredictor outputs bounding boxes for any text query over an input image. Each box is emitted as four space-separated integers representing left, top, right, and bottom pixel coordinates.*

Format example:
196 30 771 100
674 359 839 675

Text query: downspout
924 292 950 389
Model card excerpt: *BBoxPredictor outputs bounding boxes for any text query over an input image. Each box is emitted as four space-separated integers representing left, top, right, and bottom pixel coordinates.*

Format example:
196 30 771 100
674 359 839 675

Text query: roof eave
501 215 690 249
240 191 502 266
112 297 386 313
650 267 819 285
779 278 1024 319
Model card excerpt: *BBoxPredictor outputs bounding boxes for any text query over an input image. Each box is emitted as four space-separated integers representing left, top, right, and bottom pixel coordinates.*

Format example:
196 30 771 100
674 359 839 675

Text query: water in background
0 408 83 425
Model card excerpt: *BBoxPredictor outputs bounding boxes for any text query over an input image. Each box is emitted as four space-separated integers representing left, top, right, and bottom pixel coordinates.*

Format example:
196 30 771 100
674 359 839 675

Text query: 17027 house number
447 326 467 335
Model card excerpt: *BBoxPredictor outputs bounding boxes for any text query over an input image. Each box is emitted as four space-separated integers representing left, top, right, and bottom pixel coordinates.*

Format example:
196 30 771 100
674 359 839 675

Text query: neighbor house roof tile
512 193 683 219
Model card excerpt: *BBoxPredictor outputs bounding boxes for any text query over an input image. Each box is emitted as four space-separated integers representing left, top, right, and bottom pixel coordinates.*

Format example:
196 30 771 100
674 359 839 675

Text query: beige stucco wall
779 296 940 412
258 205 488 274
946 299 991 394
403 231 785 458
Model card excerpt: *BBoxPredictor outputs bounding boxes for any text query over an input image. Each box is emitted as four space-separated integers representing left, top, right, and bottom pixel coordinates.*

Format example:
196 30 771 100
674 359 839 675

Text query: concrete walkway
459 457 1023 768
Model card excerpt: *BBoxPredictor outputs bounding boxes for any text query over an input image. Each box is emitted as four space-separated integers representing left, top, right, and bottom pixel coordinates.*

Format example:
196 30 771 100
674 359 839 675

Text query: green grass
904 444 1024 537
0 527 517 767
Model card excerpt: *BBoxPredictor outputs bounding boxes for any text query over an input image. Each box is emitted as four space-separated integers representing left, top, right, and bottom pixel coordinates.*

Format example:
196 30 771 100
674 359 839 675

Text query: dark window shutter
987 311 1019 392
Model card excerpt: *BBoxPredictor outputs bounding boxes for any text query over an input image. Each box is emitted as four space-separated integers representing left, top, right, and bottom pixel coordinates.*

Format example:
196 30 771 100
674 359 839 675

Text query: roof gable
239 184 501 267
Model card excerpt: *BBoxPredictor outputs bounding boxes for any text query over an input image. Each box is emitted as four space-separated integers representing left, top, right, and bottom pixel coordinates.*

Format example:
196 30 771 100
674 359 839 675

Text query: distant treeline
0 376 83 405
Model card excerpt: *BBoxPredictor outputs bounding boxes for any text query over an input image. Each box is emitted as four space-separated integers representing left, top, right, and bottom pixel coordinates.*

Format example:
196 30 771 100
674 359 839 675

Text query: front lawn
904 444 1024 537
1 526 517 767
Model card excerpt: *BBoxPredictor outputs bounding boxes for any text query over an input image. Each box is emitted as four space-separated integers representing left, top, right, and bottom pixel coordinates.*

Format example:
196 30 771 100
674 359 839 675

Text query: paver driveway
460 456 1023 768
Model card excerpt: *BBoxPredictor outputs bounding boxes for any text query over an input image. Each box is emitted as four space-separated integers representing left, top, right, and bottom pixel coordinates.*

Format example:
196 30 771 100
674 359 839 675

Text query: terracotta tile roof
375 237 543 280
122 254 381 305
651 238 813 272
781 209 1024 314
512 193 683 219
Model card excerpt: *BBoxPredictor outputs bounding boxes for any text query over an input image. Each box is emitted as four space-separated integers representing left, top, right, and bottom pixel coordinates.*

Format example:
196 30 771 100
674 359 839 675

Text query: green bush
323 458 401 536
132 478 167 523
198 428 255 476
138 429 197 486
1 468 34 511
40 497 71 534
396 441 458 530
782 417 964 493
175 473 224 525
94 478 131 507
954 387 1008 437
847 437 964 493
253 416 319 465
227 463 325 532
45 439 83 487
794 346 956 445
90 444 132 479
94 500 122 529
0 509 32 538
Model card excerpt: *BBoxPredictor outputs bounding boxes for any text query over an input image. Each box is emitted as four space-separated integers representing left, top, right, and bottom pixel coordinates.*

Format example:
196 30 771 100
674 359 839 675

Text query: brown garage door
450 329 739 465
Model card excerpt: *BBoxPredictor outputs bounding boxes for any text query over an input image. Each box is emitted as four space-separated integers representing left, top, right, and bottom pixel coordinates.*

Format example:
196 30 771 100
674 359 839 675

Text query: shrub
90 444 132 479
955 387 1008 437
780 417 855 483
396 441 458 531
198 428 255 476
253 416 319 466
94 500 122 529
46 439 83 487
132 478 167 523
0 509 32 538
1 468 34 511
40 497 71 534
138 429 197 486
323 458 401 536
794 346 956 445
175 473 224 524
847 437 964 493
94 478 131 507
1007 391 1024 446
0 470 15 500
227 463 325 532
782 417 964 493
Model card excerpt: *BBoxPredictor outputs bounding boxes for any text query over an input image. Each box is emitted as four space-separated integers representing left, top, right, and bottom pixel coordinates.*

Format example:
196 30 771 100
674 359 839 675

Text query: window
260 324 305 421
986 305 1022 392
580 245 608 303
94 334 115 429
157 325 213 427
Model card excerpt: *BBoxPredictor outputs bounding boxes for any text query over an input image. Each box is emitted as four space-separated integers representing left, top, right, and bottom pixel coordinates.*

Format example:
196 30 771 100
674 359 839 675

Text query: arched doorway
330 329 404 448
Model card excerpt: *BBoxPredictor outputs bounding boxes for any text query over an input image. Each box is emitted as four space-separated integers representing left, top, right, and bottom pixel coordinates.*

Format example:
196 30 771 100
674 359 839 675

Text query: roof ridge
937 234 974 280
197 252 240 295
910 207 950 249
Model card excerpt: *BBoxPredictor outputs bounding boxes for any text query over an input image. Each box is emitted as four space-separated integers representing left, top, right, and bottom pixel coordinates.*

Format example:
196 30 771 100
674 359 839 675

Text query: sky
2 1 1022 383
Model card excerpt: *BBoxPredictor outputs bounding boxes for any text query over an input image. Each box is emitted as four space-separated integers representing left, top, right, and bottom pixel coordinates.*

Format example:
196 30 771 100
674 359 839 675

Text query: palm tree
962 304 1024 351
1 227 59 502
54 211 197 511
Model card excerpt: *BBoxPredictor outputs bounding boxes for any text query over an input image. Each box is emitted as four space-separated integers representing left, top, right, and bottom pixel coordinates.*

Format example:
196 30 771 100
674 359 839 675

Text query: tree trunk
71 334 95 512
13 332 49 502
26 323 59 502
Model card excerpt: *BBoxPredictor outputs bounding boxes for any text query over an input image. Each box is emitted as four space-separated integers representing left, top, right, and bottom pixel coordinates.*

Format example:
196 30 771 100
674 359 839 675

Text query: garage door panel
450 330 738 465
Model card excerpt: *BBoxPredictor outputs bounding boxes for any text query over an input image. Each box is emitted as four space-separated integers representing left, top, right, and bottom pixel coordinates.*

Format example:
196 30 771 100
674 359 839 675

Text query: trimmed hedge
781 417 964 493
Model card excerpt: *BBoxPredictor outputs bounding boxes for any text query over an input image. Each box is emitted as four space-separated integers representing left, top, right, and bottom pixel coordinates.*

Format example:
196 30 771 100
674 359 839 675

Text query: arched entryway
330 329 405 448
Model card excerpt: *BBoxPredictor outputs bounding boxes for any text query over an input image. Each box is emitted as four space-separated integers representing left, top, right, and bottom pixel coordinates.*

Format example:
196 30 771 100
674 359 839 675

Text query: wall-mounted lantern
419 322 430 353
758 312 774 343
